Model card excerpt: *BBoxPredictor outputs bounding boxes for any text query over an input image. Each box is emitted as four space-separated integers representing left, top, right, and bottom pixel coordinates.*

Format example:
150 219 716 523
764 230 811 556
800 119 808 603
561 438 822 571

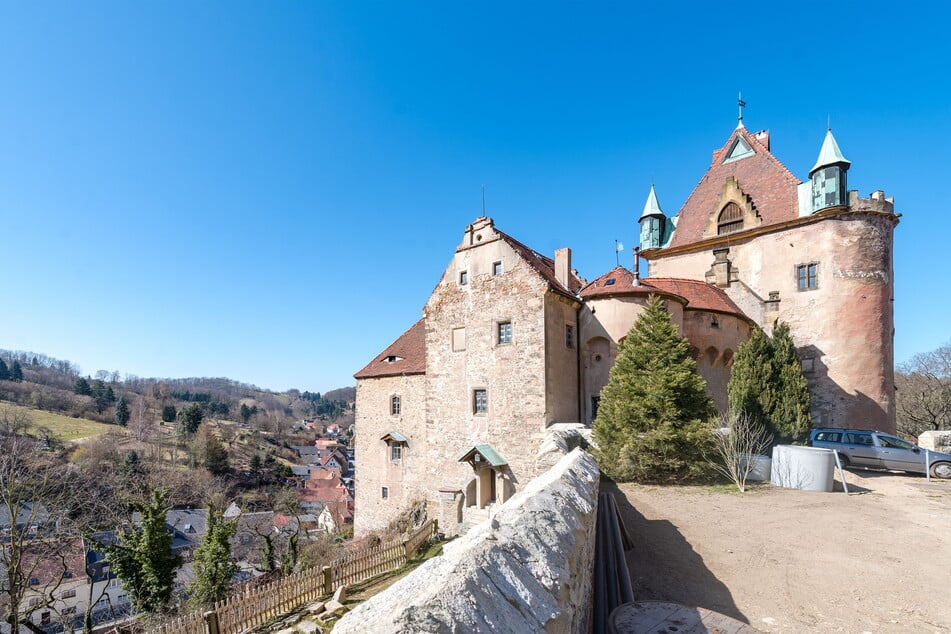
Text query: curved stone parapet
333 448 600 633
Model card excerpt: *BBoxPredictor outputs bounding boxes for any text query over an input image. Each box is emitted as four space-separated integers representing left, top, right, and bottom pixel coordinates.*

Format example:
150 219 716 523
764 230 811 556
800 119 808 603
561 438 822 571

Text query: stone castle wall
649 210 896 431
353 373 427 536
334 449 600 634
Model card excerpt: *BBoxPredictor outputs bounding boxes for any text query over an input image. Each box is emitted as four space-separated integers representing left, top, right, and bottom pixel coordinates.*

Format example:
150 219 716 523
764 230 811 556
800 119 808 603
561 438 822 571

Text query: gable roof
668 127 802 248
578 267 750 321
354 319 427 379
495 229 584 299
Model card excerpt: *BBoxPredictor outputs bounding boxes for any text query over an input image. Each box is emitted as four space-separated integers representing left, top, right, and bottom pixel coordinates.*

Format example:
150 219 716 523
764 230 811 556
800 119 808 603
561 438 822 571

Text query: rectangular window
63 607 77 616
29 597 42 607
459 270 468 285
473 389 488 414
796 263 818 290
41 613 50 626
492 261 503 276
60 589 76 599
452 327 466 351
390 395 401 416
381 487 389 499
109 579 119 589
497 321 512 344
565 324 575 349
390 443 402 462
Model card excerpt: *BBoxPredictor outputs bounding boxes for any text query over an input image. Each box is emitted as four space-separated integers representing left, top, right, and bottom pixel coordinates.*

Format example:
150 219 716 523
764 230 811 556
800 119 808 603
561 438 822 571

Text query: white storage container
770 445 835 492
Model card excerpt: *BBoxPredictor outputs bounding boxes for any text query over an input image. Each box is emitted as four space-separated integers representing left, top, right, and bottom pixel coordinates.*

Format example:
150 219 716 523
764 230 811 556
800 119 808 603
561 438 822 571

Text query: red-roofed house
354 116 899 536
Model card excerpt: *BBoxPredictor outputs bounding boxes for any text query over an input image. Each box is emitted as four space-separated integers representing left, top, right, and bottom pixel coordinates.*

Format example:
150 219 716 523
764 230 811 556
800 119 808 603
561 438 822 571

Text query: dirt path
609 469 951 633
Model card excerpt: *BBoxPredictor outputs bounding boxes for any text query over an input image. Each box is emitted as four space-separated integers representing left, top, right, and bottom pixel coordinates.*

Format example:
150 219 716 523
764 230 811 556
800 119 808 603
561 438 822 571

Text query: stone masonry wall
649 211 896 432
334 448 600 634
353 374 427 536
423 230 554 506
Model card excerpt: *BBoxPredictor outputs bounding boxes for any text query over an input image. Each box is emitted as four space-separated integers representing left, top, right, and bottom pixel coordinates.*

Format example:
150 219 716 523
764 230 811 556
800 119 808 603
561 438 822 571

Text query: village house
353 115 899 536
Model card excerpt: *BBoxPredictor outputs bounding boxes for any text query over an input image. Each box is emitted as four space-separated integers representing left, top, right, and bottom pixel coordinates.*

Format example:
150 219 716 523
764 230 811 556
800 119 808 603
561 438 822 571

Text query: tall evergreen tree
9 361 22 382
187 508 238 608
728 322 811 444
161 405 177 423
0 360 8 381
74 376 93 396
114 395 131 427
593 294 716 482
106 490 182 614
177 403 204 437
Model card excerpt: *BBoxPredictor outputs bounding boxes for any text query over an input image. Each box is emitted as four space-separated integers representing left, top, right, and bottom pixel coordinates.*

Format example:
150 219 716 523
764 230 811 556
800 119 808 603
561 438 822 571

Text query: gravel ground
609 468 951 633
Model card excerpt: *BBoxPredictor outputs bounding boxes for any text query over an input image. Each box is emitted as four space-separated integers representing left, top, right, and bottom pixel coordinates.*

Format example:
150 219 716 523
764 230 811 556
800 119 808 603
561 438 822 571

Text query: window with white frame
473 389 488 414
497 321 512 344
390 395 401 416
492 261 503 276
390 443 402 462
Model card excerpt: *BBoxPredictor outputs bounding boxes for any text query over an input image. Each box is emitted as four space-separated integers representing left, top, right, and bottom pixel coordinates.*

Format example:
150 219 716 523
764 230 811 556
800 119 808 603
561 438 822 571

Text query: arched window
717 202 744 235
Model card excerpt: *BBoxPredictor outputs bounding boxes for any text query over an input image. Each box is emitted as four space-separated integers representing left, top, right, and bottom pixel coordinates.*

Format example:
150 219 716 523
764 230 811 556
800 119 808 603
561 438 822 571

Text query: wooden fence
150 519 437 634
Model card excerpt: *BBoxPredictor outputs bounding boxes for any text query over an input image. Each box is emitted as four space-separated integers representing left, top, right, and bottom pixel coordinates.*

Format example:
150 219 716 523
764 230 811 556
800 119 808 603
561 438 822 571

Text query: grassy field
1 402 115 441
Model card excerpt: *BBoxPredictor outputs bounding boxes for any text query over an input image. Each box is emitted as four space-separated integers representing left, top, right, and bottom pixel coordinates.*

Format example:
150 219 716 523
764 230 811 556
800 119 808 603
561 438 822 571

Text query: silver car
809 429 951 478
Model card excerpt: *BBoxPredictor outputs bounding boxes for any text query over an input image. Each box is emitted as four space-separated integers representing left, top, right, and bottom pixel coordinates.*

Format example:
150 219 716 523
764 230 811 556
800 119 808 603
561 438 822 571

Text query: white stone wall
334 449 600 634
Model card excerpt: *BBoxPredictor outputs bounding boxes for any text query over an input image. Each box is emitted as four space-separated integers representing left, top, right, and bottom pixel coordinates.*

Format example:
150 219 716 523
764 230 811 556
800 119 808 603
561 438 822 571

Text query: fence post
203 611 220 634
322 565 333 595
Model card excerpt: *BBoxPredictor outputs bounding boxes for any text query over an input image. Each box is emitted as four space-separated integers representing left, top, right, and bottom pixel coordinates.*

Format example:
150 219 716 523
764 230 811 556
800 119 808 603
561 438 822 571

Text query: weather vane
738 91 746 125
615 239 624 267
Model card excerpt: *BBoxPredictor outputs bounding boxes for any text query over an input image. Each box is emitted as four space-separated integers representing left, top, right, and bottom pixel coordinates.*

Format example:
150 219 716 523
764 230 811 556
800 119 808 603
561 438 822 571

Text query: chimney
554 248 571 289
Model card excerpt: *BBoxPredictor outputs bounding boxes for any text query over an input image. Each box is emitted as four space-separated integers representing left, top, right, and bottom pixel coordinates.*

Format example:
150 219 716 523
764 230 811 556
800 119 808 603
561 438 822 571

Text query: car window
845 433 873 446
878 435 916 450
814 431 841 442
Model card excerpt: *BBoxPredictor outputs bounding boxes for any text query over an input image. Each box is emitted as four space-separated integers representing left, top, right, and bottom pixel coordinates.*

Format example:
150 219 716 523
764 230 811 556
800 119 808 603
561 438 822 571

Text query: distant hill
0 347 354 430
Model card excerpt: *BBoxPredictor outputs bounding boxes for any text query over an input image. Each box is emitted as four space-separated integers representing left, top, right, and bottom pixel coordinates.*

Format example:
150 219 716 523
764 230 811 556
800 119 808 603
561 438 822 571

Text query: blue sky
1 2 948 393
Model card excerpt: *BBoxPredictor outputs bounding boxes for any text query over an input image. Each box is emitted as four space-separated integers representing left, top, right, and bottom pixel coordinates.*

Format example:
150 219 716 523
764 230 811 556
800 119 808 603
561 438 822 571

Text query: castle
353 116 899 535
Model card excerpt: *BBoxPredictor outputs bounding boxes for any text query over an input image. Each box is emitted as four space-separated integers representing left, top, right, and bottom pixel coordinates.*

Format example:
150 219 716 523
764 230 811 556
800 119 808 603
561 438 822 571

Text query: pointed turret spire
809 128 851 212
639 183 664 221
810 128 851 175
638 184 669 250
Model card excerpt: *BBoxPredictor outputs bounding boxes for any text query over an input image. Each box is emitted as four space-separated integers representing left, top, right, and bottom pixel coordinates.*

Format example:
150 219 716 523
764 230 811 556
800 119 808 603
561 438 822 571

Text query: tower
809 128 851 212
638 184 668 250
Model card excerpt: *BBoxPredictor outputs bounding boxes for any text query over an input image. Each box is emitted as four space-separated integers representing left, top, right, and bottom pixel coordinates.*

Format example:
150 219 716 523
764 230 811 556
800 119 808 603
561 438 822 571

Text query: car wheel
931 462 951 479
836 453 850 468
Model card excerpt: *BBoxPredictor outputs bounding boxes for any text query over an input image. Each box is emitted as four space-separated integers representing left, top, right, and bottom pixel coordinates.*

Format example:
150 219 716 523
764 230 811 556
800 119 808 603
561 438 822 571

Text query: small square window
497 321 512 344
381 487 389 499
796 263 818 290
473 389 488 414
492 261 503 276
41 612 51 626
565 324 575 349
390 443 402 462
390 395 401 416
459 270 468 285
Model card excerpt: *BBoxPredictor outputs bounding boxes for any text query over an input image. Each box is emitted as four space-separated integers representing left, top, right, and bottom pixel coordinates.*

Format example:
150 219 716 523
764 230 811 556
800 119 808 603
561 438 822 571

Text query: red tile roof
354 319 427 379
669 127 802 248
648 278 750 320
495 229 584 298
579 267 750 320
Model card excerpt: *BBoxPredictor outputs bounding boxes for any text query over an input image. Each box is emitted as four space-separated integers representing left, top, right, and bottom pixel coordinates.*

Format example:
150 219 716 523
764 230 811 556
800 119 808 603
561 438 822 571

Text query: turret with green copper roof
638 184 673 250
809 128 850 212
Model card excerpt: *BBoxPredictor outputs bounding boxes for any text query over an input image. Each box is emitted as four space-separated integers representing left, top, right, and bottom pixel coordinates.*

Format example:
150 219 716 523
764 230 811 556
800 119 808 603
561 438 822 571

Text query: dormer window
717 203 744 235
383 355 403 363
604 278 616 286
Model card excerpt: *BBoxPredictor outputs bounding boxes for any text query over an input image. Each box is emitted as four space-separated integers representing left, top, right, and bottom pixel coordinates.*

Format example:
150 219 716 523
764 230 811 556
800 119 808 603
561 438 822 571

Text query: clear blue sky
1 2 948 393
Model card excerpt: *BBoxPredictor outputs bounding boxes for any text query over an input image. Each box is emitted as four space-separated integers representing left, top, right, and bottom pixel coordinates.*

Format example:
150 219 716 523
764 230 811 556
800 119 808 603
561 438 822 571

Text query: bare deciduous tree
896 344 951 438
708 412 773 492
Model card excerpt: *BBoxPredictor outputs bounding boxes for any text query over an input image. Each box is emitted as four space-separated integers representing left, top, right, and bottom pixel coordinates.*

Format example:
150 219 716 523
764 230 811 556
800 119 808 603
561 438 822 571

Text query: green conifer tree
593 294 716 482
74 376 93 396
0 360 8 381
106 490 182 614
9 361 22 382
187 508 238 608
114 395 131 427
728 322 811 444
